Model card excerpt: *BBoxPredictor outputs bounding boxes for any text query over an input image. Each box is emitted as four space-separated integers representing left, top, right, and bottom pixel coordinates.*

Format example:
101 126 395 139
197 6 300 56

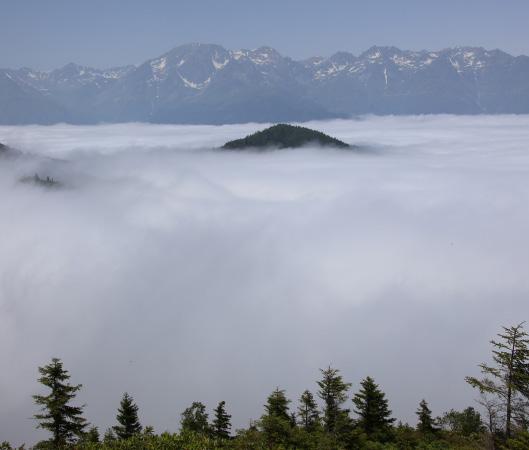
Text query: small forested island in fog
221 124 351 150
20 174 62 189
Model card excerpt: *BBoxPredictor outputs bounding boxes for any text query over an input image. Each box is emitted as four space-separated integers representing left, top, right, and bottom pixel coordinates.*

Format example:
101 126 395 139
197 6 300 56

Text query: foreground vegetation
3 323 529 449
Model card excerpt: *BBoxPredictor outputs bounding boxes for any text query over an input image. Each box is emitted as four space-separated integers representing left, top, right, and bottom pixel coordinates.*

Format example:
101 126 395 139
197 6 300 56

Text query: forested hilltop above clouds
2 43 529 125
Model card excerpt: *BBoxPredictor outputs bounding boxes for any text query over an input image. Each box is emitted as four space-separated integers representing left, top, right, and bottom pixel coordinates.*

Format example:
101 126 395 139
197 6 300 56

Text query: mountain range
2 43 529 125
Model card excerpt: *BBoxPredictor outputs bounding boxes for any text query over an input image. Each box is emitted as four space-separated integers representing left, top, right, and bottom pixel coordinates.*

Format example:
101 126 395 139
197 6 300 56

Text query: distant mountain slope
222 124 350 149
2 43 529 124
0 70 69 124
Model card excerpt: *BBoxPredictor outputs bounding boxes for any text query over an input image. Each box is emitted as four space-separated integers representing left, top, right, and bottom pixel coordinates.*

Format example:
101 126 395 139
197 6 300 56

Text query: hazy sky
2 0 529 69
1 116 529 445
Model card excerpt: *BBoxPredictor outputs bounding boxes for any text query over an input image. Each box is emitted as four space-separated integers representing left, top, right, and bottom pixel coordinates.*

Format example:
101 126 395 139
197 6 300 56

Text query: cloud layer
1 115 529 445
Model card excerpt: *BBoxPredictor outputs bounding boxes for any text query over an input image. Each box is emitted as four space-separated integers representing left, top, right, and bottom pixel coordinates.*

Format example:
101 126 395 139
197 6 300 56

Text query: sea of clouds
1 115 529 444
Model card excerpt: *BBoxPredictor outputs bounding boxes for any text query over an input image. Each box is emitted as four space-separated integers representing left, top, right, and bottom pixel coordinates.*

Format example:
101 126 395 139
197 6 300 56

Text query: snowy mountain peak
3 43 529 125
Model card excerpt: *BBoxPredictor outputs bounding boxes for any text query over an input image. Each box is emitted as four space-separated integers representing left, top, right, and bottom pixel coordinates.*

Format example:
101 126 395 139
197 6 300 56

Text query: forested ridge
3 323 529 449
221 124 351 150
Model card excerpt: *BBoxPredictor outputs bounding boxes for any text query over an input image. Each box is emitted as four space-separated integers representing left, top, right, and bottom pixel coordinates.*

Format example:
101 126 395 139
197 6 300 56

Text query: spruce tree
352 376 395 438
180 401 210 435
317 366 352 434
80 426 100 443
264 388 291 421
103 428 116 443
297 390 320 431
113 393 142 439
33 358 88 446
466 322 529 438
416 399 437 433
212 401 232 439
261 388 293 446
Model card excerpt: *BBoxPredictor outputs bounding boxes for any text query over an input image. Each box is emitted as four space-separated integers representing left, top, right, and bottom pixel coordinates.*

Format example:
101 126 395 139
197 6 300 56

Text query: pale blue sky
1 0 529 69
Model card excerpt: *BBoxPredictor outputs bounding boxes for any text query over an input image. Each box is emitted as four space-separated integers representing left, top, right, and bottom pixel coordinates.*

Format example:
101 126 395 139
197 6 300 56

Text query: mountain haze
2 43 529 124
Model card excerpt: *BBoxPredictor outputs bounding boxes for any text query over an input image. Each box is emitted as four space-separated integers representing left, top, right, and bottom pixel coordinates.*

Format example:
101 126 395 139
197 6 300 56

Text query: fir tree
264 388 291 421
113 392 142 439
103 428 116 443
317 366 352 434
261 388 293 446
180 401 210 435
80 426 100 443
466 322 529 438
33 358 88 446
416 399 437 433
297 390 320 432
352 376 395 438
212 401 231 439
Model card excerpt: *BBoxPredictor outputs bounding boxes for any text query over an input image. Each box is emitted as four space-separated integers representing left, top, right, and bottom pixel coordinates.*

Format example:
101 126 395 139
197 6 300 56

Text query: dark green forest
221 124 351 150
3 323 529 450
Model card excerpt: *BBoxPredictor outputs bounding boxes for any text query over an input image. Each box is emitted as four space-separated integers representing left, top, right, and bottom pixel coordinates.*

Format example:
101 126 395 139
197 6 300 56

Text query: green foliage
180 401 211 435
504 430 529 449
317 366 352 436
33 358 88 446
212 401 231 439
353 376 395 440
416 400 438 434
113 393 142 439
0 443 21 450
143 425 155 436
221 124 351 150
103 428 117 443
466 322 529 438
263 388 291 421
260 388 293 446
438 407 485 436
80 427 101 443
297 390 320 432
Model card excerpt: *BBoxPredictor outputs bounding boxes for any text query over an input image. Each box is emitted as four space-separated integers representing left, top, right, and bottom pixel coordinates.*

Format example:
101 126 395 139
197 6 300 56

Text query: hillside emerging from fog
222 124 351 150
3 43 529 124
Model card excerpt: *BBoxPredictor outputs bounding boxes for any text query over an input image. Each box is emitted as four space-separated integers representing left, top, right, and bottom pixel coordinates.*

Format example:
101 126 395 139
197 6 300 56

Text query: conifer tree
80 426 100 443
143 425 155 436
33 358 88 446
212 401 231 439
466 322 529 438
416 399 437 433
103 428 116 443
113 393 142 439
297 390 320 431
317 366 352 434
352 376 395 438
180 401 210 435
260 388 293 446
264 388 291 421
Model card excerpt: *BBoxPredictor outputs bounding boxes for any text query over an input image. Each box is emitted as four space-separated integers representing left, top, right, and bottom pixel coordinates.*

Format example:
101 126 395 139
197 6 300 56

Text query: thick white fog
1 115 529 445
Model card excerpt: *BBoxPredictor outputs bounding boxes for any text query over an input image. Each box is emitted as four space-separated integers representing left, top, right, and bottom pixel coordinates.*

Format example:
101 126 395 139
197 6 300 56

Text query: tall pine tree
317 366 352 435
466 322 529 438
416 399 437 433
113 393 142 439
261 388 293 446
352 376 395 438
33 358 88 446
297 390 320 432
212 401 231 439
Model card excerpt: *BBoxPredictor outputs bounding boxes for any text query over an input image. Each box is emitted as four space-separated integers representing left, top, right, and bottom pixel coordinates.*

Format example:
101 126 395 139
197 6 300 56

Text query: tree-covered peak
221 124 351 150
